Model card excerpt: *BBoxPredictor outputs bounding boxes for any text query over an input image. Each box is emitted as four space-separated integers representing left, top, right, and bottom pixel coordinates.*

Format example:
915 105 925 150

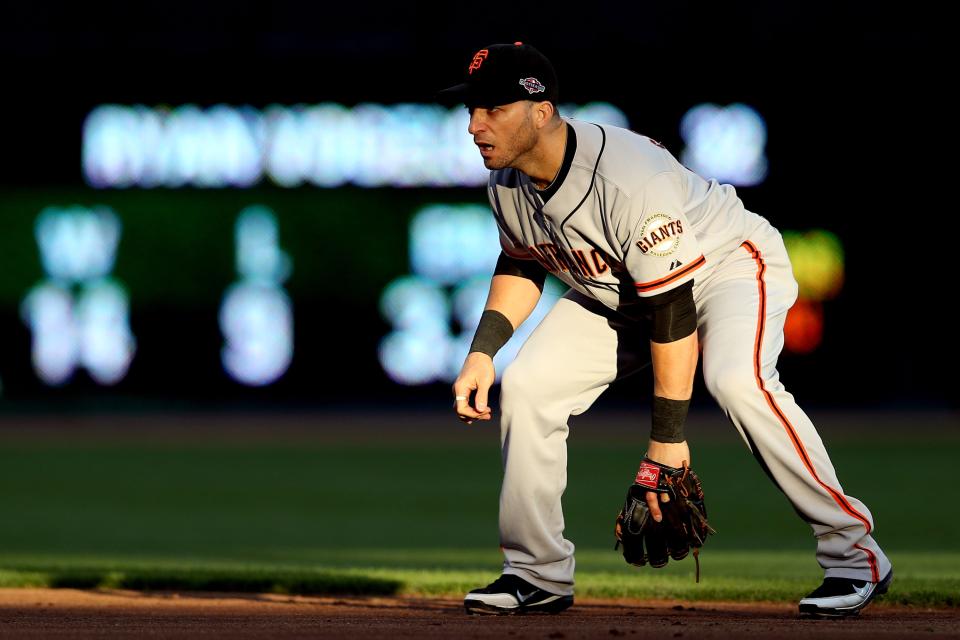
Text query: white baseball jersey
481 117 890 599
485 117 890 597
489 117 771 310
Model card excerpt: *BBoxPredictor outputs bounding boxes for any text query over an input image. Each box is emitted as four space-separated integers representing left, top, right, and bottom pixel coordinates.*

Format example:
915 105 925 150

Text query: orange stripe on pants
741 241 879 583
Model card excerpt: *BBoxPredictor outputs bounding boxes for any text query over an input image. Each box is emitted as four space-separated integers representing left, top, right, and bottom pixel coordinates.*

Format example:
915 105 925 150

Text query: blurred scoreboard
0 100 840 404
0 103 628 402
0 187 478 400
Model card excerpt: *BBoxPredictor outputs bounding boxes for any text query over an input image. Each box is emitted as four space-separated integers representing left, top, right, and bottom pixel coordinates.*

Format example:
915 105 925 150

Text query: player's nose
467 109 487 135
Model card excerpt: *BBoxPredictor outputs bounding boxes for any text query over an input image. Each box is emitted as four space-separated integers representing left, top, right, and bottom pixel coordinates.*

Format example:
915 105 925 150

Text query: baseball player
440 42 892 617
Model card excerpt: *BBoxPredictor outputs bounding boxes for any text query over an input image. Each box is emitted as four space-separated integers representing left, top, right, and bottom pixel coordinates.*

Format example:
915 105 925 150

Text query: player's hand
614 457 713 573
645 490 670 523
644 440 691 523
452 352 495 424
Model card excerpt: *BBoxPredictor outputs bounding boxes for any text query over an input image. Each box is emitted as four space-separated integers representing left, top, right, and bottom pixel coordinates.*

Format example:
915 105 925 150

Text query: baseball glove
614 458 714 581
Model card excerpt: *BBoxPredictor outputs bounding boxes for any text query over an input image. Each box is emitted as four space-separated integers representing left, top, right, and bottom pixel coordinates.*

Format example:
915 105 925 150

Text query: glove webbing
673 463 717 582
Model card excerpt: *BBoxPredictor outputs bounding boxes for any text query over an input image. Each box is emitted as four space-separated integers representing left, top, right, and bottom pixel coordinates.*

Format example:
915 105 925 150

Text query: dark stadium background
0 4 956 614
0 2 951 411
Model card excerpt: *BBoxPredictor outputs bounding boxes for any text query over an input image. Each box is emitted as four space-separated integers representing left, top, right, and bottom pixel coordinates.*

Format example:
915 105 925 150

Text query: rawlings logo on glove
634 462 661 488
615 457 715 582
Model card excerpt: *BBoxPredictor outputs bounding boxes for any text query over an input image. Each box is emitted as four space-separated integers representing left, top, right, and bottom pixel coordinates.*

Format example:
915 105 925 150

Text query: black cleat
799 568 893 617
464 574 574 615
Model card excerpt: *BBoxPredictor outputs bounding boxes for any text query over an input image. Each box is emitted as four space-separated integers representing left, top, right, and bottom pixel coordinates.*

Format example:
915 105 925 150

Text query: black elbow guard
493 251 547 291
644 280 697 343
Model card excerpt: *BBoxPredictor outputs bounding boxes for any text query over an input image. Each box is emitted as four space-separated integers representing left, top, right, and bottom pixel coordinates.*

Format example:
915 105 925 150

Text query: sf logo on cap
468 49 489 74
519 77 546 94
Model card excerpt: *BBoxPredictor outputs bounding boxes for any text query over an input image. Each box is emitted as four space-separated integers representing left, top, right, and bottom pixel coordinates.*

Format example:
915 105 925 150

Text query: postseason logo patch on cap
518 77 546 94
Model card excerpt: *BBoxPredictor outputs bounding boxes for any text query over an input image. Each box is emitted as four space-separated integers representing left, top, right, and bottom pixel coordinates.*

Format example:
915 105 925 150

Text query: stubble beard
483 112 538 171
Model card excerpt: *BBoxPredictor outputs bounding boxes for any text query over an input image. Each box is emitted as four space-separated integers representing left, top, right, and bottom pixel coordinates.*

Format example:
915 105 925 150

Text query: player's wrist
469 309 514 359
465 350 494 363
650 395 690 443
645 441 690 469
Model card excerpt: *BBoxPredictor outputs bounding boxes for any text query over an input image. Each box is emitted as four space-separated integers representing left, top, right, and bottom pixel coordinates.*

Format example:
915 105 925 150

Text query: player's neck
518 120 568 190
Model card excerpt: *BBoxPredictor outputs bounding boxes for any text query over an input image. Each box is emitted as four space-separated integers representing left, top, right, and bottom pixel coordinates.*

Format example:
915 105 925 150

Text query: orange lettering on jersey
525 242 605 278
572 250 596 277
527 245 556 272
591 249 609 274
468 49 489 74
540 243 568 272
534 243 561 272
535 244 554 270
556 246 580 274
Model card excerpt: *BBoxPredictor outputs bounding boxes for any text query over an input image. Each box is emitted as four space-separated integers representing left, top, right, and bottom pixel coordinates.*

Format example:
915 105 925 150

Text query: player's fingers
452 380 482 420
646 491 662 522
454 395 481 418
455 405 477 424
474 380 492 413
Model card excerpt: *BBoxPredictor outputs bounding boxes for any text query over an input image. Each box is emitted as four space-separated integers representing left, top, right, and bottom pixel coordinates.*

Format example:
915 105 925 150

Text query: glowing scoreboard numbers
219 206 294 386
21 206 136 385
19 204 295 388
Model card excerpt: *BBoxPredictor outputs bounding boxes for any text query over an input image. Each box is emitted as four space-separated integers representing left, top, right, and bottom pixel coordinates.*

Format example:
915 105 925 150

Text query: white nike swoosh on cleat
530 595 562 605
800 583 875 610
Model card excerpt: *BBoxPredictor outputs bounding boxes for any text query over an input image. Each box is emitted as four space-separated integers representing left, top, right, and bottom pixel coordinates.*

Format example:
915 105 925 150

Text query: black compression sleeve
493 251 547 291
469 310 515 358
651 396 690 443
643 281 697 343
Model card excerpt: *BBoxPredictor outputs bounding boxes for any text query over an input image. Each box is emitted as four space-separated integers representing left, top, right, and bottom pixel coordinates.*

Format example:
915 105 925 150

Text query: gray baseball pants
496 228 891 596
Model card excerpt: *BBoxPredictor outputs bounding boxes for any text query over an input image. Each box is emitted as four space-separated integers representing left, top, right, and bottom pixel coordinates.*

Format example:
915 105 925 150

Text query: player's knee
703 364 756 407
500 360 537 404
500 359 557 409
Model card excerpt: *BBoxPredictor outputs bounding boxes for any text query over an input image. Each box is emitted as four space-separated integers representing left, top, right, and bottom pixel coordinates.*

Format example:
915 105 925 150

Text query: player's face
467 102 538 170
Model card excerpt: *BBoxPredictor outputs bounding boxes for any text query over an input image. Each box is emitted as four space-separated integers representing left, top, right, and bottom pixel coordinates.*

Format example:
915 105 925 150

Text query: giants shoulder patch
635 462 660 489
636 213 683 256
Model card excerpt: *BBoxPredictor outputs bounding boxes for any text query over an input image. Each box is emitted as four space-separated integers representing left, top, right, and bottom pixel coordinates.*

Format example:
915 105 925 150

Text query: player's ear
533 101 555 128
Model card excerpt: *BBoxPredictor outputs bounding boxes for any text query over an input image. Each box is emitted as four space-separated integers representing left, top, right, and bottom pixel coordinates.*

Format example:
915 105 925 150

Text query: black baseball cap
439 42 559 108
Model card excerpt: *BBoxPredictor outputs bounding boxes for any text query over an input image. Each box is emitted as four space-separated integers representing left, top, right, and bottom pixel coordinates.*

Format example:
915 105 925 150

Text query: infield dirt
0 588 957 639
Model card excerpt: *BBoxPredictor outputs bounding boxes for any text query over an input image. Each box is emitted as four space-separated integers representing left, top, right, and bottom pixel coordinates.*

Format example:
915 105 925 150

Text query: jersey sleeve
498 225 532 259
624 172 705 297
488 182 532 260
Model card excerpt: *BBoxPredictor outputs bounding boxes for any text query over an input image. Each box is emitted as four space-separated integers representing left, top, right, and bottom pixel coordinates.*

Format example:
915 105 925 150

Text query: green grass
0 551 955 606
0 431 957 605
